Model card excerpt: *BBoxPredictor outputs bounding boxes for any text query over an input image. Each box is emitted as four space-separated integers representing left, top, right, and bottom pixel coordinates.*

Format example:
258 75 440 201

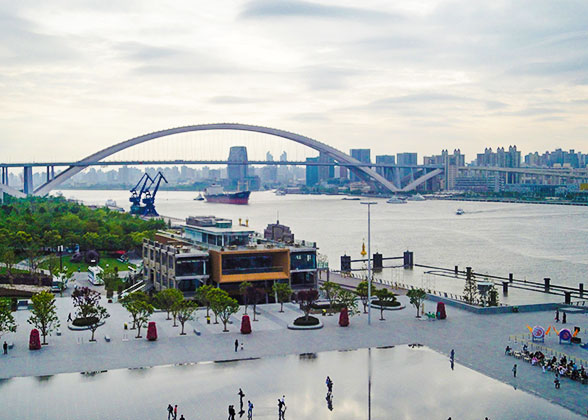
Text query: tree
155 288 184 320
102 265 120 298
297 289 319 321
0 298 17 340
320 281 341 315
463 268 478 304
374 288 397 320
194 284 213 318
246 286 265 321
209 288 230 324
335 288 359 316
128 300 154 338
0 248 19 285
71 287 101 321
214 294 240 332
239 281 252 314
356 281 372 314
173 299 197 335
52 266 74 297
15 231 42 285
28 291 60 345
86 304 110 342
407 288 427 318
120 291 150 329
272 282 293 312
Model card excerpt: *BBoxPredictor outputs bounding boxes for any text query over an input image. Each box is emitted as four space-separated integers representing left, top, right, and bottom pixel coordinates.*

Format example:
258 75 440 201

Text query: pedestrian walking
167 404 173 420
562 312 567 324
67 312 72 322
554 378 560 389
239 388 245 406
277 399 284 419
3 341 7 355
450 349 455 361
248 400 253 419
228 404 236 420
174 404 178 420
235 339 239 352
179 416 185 420
512 364 517 378
326 376 333 392
555 309 559 322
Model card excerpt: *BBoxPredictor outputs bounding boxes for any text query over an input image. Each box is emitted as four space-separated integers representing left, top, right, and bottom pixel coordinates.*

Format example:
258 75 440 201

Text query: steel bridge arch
34 123 399 195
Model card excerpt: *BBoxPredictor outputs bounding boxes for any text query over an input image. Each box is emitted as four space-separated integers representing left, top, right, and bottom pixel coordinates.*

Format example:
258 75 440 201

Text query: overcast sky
1 0 587 163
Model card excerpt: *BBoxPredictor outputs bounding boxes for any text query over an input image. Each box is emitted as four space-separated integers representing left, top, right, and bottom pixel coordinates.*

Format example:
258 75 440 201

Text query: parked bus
88 266 104 285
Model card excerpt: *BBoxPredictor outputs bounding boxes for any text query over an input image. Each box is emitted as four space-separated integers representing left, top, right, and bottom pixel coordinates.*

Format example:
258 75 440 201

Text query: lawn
0 267 29 275
40 256 137 273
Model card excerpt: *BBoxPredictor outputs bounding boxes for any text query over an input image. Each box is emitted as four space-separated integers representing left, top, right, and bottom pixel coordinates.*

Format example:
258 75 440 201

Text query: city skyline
1 1 588 162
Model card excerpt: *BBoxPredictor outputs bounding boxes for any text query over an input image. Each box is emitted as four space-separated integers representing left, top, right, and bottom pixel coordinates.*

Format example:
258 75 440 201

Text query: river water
56 189 588 303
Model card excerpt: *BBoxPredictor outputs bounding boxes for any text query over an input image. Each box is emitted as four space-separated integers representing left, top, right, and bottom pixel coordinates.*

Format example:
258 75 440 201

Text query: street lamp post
361 201 377 325
57 245 64 271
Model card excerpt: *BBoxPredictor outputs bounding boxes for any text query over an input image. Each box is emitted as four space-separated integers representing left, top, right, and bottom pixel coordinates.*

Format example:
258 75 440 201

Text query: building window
291 252 316 270
175 259 205 276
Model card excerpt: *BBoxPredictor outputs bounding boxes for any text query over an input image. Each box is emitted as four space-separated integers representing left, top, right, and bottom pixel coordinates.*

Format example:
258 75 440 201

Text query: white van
88 266 104 285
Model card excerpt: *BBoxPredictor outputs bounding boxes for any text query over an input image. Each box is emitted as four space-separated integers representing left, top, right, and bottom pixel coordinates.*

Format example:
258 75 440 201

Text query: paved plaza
1 293 588 417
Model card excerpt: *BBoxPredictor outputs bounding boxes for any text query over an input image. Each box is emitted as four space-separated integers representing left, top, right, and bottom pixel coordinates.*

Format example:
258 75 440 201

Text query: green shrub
293 315 320 326
72 316 99 327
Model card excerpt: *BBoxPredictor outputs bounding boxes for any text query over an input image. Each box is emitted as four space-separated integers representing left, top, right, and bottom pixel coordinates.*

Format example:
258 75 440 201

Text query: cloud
0 11 79 64
240 0 399 21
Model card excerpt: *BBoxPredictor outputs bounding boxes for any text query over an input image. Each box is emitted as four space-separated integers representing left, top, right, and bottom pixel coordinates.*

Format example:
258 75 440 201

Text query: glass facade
175 258 206 277
290 252 316 270
222 254 280 275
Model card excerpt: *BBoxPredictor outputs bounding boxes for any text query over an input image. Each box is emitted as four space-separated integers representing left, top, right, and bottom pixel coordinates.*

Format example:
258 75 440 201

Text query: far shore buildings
142 216 318 301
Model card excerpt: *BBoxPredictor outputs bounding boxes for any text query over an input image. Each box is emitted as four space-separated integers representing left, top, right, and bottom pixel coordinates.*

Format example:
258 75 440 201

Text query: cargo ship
204 184 250 205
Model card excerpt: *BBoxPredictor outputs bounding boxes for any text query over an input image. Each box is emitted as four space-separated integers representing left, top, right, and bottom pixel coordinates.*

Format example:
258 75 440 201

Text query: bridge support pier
579 283 584 298
403 251 413 269
23 166 33 195
544 277 551 292
1 167 7 185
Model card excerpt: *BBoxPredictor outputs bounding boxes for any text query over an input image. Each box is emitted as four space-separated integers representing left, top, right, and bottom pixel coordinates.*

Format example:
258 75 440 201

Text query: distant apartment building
143 216 318 300
524 148 587 169
227 146 248 188
475 146 520 184
423 149 464 190
375 155 395 181
349 149 371 182
305 153 334 187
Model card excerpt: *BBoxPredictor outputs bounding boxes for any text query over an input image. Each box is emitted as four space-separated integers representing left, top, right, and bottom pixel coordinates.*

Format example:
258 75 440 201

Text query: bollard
502 281 509 295
340 255 351 273
403 251 414 269
544 278 550 292
373 253 383 271
579 283 584 297
509 273 513 283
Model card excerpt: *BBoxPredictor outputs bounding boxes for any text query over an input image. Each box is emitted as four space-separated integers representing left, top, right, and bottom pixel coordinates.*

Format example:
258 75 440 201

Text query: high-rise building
396 152 418 183
305 157 319 187
350 149 371 182
227 146 248 187
475 146 520 184
318 152 335 182
375 155 395 181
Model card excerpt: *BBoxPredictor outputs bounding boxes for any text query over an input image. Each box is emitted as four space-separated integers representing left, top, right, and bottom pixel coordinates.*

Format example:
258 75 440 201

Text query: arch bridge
31 123 401 196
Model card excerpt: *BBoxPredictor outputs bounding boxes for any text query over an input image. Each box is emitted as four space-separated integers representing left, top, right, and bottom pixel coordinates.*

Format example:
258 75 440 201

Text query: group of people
506 344 588 386
554 309 567 324
167 404 184 420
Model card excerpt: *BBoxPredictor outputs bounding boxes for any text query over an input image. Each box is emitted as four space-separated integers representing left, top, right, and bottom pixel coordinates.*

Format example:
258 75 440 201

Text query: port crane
141 172 167 216
129 173 153 215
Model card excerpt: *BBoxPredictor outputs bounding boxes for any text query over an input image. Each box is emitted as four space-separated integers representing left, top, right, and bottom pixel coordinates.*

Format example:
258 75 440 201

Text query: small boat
342 197 360 201
275 190 286 196
105 199 117 207
386 196 407 204
407 193 426 201
194 193 205 201
456 208 464 215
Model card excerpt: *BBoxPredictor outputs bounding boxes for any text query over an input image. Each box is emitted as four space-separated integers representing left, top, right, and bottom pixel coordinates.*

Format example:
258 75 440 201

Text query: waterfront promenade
2 295 588 417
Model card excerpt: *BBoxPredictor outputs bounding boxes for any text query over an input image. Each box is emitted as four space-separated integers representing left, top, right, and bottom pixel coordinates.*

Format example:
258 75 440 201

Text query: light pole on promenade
361 201 377 325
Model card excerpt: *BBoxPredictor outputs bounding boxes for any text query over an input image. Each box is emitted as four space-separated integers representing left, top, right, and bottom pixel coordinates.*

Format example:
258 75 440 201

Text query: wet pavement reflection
0 345 583 419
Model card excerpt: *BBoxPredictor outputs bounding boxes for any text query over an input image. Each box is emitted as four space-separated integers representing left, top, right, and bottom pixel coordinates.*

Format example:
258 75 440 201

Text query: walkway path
1 296 587 417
